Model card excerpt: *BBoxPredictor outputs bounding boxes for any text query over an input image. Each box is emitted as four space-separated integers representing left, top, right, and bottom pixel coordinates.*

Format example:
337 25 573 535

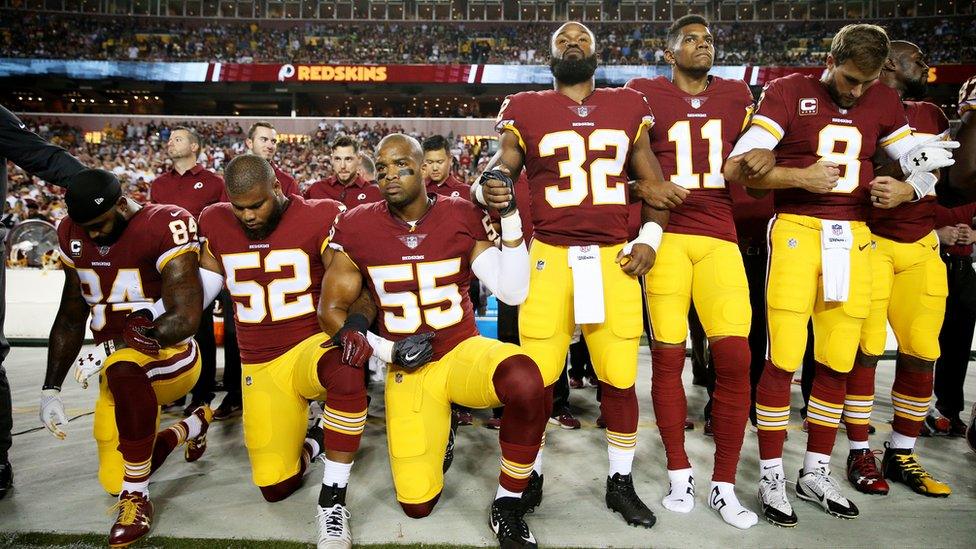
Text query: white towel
569 245 606 324
821 220 853 302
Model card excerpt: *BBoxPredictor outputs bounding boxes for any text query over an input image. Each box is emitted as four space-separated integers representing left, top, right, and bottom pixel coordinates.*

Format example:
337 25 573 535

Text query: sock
662 467 695 513
495 485 522 500
755 361 793 460
322 458 353 488
843 354 876 446
183 413 204 440
318 351 368 453
493 356 546 493
803 451 831 474
759 458 783 479
889 431 916 450
651 346 690 471
533 446 544 475
709 481 758 530
121 480 149 496
890 357 934 440
608 445 635 477
806 363 847 457
709 337 751 484
849 440 870 450
305 437 322 460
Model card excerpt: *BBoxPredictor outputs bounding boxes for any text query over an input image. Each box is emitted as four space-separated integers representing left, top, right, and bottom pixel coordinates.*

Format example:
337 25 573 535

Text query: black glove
326 313 372 368
476 169 516 216
122 308 161 355
392 332 435 370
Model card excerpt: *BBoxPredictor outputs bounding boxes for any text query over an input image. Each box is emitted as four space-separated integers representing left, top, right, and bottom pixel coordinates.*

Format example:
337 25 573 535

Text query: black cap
65 169 122 224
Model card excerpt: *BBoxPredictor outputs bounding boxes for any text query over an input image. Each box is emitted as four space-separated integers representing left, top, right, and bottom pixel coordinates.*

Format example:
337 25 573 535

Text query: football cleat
185 405 213 463
606 473 656 528
703 417 714 437
489 497 537 548
795 467 859 519
922 412 951 436
947 416 967 438
757 470 797 527
454 407 474 427
548 410 581 430
213 396 242 421
0 461 11 500
882 445 951 497
317 504 352 549
486 416 502 430
108 491 154 548
846 449 889 495
521 471 543 513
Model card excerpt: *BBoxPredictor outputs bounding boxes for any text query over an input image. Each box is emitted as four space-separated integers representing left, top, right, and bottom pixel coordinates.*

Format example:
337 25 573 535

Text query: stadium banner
1 59 972 85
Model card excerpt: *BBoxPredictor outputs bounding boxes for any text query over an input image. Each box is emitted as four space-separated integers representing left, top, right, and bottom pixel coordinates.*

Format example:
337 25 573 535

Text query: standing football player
842 41 953 498
323 134 546 548
725 24 956 526
626 15 758 529
471 21 686 528
40 169 210 547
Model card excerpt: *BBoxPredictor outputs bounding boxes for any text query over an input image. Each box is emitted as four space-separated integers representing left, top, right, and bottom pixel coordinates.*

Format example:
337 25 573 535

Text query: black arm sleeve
0 104 86 187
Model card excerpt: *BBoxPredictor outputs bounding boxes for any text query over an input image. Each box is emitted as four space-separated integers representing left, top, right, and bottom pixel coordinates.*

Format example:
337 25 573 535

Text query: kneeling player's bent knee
400 493 441 519
493 354 544 404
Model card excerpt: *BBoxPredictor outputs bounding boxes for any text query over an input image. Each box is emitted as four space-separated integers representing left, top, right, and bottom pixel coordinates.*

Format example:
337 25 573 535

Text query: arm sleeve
471 244 530 306
0 105 86 187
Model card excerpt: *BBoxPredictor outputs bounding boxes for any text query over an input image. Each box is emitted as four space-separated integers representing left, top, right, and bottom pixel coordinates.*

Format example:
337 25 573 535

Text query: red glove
123 309 161 356
325 314 372 368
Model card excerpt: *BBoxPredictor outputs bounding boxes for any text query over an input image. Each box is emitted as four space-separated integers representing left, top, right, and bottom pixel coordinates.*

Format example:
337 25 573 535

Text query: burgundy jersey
752 73 911 220
869 101 951 243
729 184 775 246
198 196 343 363
936 203 976 257
57 204 199 343
303 175 383 209
329 196 489 361
627 76 754 243
150 164 224 218
496 88 655 246
426 174 471 200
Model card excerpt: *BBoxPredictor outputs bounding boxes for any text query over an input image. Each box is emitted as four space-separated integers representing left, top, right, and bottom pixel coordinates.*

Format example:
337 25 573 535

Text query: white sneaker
795 467 859 519
758 471 797 527
317 503 352 549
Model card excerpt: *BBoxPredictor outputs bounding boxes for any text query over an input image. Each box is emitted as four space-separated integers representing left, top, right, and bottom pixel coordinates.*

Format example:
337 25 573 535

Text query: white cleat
317 503 352 549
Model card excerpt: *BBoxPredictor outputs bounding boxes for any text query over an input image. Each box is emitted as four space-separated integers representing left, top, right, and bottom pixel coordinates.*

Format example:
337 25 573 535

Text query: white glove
40 389 68 440
74 342 114 389
899 135 960 175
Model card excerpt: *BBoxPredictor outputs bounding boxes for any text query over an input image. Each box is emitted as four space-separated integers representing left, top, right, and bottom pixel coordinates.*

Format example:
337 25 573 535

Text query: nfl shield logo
397 234 427 249
570 105 597 118
395 372 403 384
691 98 701 109
98 246 111 256
832 224 843 236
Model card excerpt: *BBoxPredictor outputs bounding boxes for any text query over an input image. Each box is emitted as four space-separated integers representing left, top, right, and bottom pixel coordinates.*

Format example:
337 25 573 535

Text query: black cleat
521 471 543 513
606 473 656 528
490 497 537 548
319 482 348 508
758 471 797 527
0 461 11 500
444 410 459 474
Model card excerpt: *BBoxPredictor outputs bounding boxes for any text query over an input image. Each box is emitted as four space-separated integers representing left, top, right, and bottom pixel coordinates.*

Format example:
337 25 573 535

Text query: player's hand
326 314 373 368
74 343 111 389
122 309 161 356
798 161 840 193
936 225 960 246
955 223 976 245
735 149 776 179
39 389 68 440
392 332 435 370
477 169 516 215
899 135 959 175
633 179 689 209
869 176 916 209
616 243 656 276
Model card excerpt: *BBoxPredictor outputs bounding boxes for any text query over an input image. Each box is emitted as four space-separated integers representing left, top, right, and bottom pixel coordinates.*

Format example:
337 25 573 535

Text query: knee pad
492 354 544 405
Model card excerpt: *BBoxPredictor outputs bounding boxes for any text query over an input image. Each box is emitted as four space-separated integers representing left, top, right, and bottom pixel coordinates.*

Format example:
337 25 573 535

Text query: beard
825 78 857 109
92 213 127 246
242 197 287 241
549 53 598 85
904 76 928 99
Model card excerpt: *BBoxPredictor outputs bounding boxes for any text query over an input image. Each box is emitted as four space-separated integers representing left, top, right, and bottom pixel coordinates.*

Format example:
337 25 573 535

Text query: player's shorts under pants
766 214 871 374
95 341 201 495
386 335 527 505
645 232 751 344
860 231 946 361
519 240 643 388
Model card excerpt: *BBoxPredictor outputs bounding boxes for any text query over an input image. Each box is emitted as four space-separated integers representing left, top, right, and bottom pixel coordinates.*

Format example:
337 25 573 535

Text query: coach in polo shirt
303 136 381 208
149 125 222 415
422 135 470 199
241 121 300 196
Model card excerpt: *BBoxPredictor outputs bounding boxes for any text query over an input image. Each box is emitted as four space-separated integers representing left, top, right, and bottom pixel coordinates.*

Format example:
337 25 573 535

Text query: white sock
759 458 784 478
608 445 634 477
848 439 870 450
889 431 916 450
305 437 322 460
322 458 353 488
183 413 204 440
709 481 758 530
533 448 544 475
121 480 149 496
495 485 522 500
662 468 695 513
803 451 831 475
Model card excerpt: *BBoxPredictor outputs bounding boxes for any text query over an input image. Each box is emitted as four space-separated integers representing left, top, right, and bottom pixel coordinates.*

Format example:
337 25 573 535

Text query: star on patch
787 238 798 249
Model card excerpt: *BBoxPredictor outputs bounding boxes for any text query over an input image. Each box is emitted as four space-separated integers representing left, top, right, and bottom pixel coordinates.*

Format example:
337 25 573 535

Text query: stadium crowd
3 12 973 65
2 117 489 226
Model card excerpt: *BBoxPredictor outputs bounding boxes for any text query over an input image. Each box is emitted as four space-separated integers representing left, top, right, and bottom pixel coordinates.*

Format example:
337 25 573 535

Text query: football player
323 134 546 548
197 154 368 548
725 24 957 526
626 15 758 529
949 73 976 198
40 169 209 547
842 41 952 498
470 21 684 528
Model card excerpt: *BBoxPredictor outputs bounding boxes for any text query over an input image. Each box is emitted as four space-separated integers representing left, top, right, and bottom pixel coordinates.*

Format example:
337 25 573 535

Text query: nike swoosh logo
858 243 870 251
404 351 420 361
931 244 939 250
170 211 180 217
18 123 26 130
762 465 778 471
